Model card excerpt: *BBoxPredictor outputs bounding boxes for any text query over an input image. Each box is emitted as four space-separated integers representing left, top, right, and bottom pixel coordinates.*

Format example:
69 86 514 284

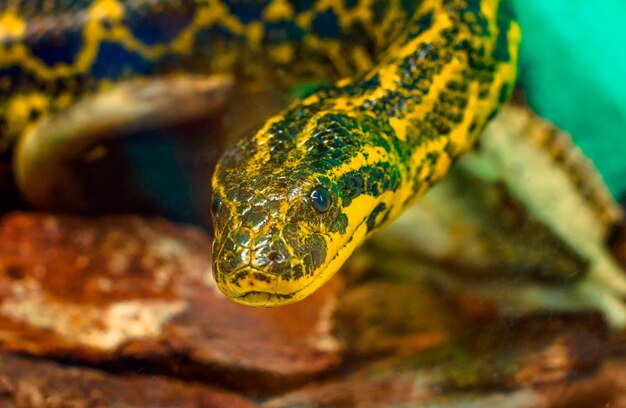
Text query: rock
446 313 608 389
537 357 626 408
265 312 610 407
0 352 257 408
333 279 461 356
263 381 546 408
0 212 342 394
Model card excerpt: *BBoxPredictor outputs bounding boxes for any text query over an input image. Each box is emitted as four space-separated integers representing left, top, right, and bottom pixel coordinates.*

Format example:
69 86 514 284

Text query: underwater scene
0 0 625 406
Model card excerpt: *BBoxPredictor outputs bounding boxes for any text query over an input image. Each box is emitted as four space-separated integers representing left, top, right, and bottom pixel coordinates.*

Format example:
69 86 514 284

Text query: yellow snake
0 0 519 306
211 0 520 306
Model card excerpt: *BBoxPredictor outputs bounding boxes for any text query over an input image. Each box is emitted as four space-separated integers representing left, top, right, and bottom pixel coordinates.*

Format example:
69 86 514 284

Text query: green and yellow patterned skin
0 0 520 306
0 0 439 155
212 0 520 306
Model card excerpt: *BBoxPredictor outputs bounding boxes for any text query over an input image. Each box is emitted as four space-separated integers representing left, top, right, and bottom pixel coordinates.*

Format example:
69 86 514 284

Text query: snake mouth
216 216 370 307
231 291 296 307
216 266 303 307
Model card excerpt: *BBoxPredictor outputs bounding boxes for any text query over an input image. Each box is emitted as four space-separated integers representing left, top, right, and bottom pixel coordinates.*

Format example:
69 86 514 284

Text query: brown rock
375 313 608 391
0 212 342 394
452 313 609 389
265 312 611 408
262 376 546 408
0 352 257 408
538 357 626 408
334 279 460 356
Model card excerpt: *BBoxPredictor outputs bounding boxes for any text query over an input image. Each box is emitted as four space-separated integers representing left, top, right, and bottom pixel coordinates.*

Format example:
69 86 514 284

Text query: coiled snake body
0 0 520 306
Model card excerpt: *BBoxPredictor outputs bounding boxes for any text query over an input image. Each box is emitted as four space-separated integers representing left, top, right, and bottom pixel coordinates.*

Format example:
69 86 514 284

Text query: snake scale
0 0 520 306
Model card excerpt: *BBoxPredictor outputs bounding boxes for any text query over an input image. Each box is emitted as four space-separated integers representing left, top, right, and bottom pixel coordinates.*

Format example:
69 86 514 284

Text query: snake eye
310 186 331 213
211 196 222 215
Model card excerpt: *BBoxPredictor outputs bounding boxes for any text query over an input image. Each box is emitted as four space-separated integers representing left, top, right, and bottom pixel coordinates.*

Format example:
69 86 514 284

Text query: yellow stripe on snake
0 0 520 306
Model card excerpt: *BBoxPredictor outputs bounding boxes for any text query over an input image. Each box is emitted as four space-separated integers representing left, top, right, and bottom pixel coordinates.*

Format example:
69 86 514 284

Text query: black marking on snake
494 0 515 62
92 42 152 79
264 21 307 45
352 73 381 92
27 25 84 66
338 162 401 207
222 0 269 24
253 272 272 283
312 10 342 39
498 82 512 104
366 202 387 232
124 3 196 46
331 213 349 234
372 0 391 24
404 11 435 41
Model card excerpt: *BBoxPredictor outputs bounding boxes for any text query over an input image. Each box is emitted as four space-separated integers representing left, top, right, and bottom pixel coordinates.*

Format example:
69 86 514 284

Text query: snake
0 0 520 306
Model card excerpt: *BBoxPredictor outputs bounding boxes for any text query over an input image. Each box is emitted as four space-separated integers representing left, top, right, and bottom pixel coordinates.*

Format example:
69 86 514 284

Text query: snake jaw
229 285 299 307
212 222 329 306
232 291 276 307
214 251 309 307
218 266 289 307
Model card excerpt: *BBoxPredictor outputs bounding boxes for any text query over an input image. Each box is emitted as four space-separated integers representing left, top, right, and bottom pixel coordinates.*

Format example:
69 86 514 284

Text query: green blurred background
511 0 626 200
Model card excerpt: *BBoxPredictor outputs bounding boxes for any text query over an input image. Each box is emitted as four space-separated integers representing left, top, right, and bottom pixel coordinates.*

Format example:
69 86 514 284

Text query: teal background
511 0 626 199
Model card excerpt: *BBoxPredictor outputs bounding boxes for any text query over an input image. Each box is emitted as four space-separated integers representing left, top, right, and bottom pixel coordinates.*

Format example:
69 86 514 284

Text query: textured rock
0 352 257 408
263 354 626 408
264 381 546 408
334 278 461 356
537 357 626 408
0 212 342 393
264 312 610 407
336 268 609 386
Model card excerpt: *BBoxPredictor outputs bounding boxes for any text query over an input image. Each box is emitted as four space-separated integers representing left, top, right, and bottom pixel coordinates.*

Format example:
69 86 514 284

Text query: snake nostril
267 251 283 262
251 245 288 269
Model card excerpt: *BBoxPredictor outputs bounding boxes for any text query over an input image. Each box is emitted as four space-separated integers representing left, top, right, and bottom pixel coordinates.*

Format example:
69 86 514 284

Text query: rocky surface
0 353 257 408
0 212 342 397
0 210 624 407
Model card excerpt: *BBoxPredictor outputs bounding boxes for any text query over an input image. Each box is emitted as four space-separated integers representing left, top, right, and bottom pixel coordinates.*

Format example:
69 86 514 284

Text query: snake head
211 131 350 306
211 106 401 306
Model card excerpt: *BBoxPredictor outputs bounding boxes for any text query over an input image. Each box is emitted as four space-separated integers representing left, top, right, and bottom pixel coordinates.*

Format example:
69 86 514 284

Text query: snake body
0 0 520 306
0 0 429 155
